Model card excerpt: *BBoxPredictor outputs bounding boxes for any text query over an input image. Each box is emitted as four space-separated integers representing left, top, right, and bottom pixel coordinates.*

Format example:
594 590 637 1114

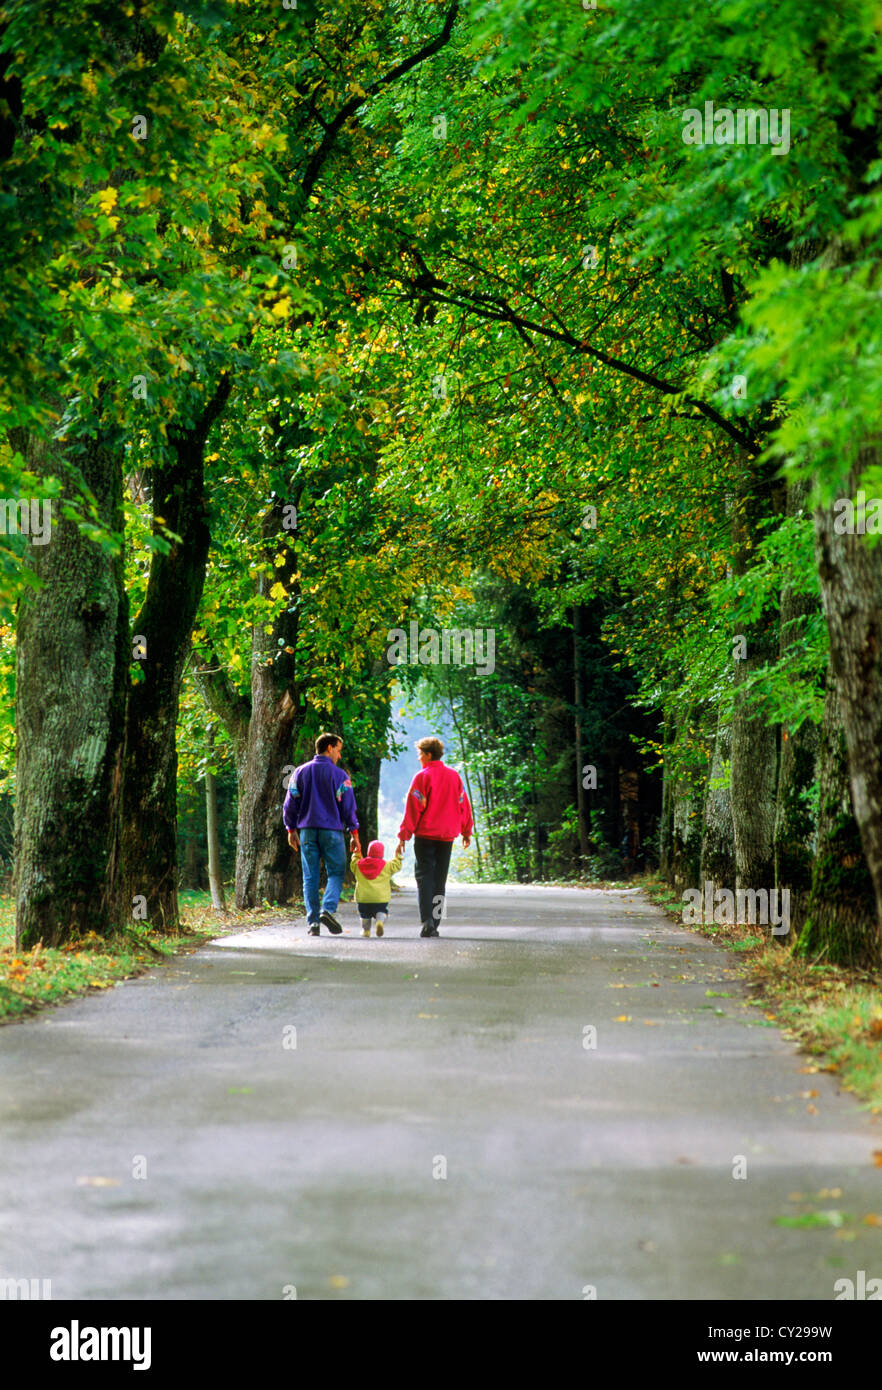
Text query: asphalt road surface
1 884 879 1300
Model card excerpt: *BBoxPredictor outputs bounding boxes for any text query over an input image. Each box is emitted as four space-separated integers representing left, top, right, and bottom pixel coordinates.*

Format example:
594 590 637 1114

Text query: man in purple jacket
283 733 361 935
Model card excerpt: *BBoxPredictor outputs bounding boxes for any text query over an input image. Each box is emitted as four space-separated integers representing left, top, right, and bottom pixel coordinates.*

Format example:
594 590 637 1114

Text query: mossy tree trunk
113 376 231 931
14 424 128 948
810 471 882 966
797 680 877 966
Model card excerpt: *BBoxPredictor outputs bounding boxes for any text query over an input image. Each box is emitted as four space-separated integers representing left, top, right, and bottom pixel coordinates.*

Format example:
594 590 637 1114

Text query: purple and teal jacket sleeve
282 764 305 831
336 769 359 831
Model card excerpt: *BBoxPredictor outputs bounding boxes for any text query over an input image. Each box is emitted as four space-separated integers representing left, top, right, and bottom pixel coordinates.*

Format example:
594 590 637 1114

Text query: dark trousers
413 837 453 928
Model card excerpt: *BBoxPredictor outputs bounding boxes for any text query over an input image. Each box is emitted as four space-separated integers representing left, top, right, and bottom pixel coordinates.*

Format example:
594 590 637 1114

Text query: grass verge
641 876 882 1113
0 891 295 1025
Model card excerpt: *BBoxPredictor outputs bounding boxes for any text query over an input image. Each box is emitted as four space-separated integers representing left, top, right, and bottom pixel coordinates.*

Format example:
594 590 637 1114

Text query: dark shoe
308 923 320 936
420 923 439 938
320 910 343 935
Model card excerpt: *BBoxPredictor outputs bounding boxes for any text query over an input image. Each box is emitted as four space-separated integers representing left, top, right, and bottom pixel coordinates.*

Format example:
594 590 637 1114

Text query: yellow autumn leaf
614 1014 632 1022
269 581 288 600
96 186 118 214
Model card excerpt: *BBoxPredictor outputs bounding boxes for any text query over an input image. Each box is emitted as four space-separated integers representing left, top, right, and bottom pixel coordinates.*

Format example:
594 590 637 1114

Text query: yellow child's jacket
350 852 402 903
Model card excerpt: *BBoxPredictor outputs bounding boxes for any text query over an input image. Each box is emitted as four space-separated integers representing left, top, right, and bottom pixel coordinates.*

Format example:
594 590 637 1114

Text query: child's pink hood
356 840 387 879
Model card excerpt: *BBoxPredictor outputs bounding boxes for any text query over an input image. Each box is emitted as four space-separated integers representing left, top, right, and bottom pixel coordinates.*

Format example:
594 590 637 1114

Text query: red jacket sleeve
460 781 473 838
399 771 428 841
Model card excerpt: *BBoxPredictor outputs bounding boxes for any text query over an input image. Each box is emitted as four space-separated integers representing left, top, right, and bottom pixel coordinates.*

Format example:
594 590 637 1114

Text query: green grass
641 875 882 1111
0 890 289 1024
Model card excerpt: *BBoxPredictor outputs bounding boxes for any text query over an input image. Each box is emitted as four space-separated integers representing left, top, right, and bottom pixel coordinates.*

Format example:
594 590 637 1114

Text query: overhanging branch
299 1 459 200
396 262 762 456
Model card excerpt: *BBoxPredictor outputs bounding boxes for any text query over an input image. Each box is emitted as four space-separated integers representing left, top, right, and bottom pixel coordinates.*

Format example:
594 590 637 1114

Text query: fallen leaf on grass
800 1090 819 1099
806 1104 819 1115
863 1214 882 1227
873 1151 882 1167
613 1015 632 1022
76 1176 120 1188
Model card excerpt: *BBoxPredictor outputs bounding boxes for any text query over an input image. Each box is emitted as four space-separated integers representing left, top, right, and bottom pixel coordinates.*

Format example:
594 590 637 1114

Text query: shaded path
1 885 879 1299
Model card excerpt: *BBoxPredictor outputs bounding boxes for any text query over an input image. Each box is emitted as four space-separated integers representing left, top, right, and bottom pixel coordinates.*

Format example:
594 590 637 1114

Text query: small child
350 840 402 937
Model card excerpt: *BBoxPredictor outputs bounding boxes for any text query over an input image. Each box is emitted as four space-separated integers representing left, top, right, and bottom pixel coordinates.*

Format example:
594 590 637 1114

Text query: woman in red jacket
396 737 473 937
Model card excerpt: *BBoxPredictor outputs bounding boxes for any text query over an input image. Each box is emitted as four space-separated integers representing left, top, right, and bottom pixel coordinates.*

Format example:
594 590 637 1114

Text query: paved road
1 884 879 1300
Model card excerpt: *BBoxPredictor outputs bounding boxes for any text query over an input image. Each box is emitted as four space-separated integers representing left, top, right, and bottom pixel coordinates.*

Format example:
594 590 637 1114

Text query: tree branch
396 265 762 455
191 643 251 753
299 1 459 200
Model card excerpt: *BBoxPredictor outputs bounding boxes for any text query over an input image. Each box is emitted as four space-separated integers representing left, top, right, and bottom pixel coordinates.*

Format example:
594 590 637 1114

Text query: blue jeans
299 827 347 923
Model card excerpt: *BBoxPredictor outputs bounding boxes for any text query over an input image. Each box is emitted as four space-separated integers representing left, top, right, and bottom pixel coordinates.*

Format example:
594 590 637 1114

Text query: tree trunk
660 710 704 891
573 606 591 862
197 488 304 909
659 711 675 881
113 376 231 931
812 466 882 961
797 679 877 966
730 461 783 891
14 425 128 948
773 718 818 940
670 773 703 891
234 675 303 907
205 728 226 913
346 749 381 850
700 707 735 891
773 482 819 939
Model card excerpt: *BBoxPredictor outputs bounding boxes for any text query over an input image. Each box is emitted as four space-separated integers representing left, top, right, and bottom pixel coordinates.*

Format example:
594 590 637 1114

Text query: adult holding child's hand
281 732 360 936
397 737 473 938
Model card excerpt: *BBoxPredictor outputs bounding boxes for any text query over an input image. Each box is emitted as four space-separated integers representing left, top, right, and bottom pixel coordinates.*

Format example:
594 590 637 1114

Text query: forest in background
1 0 881 967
